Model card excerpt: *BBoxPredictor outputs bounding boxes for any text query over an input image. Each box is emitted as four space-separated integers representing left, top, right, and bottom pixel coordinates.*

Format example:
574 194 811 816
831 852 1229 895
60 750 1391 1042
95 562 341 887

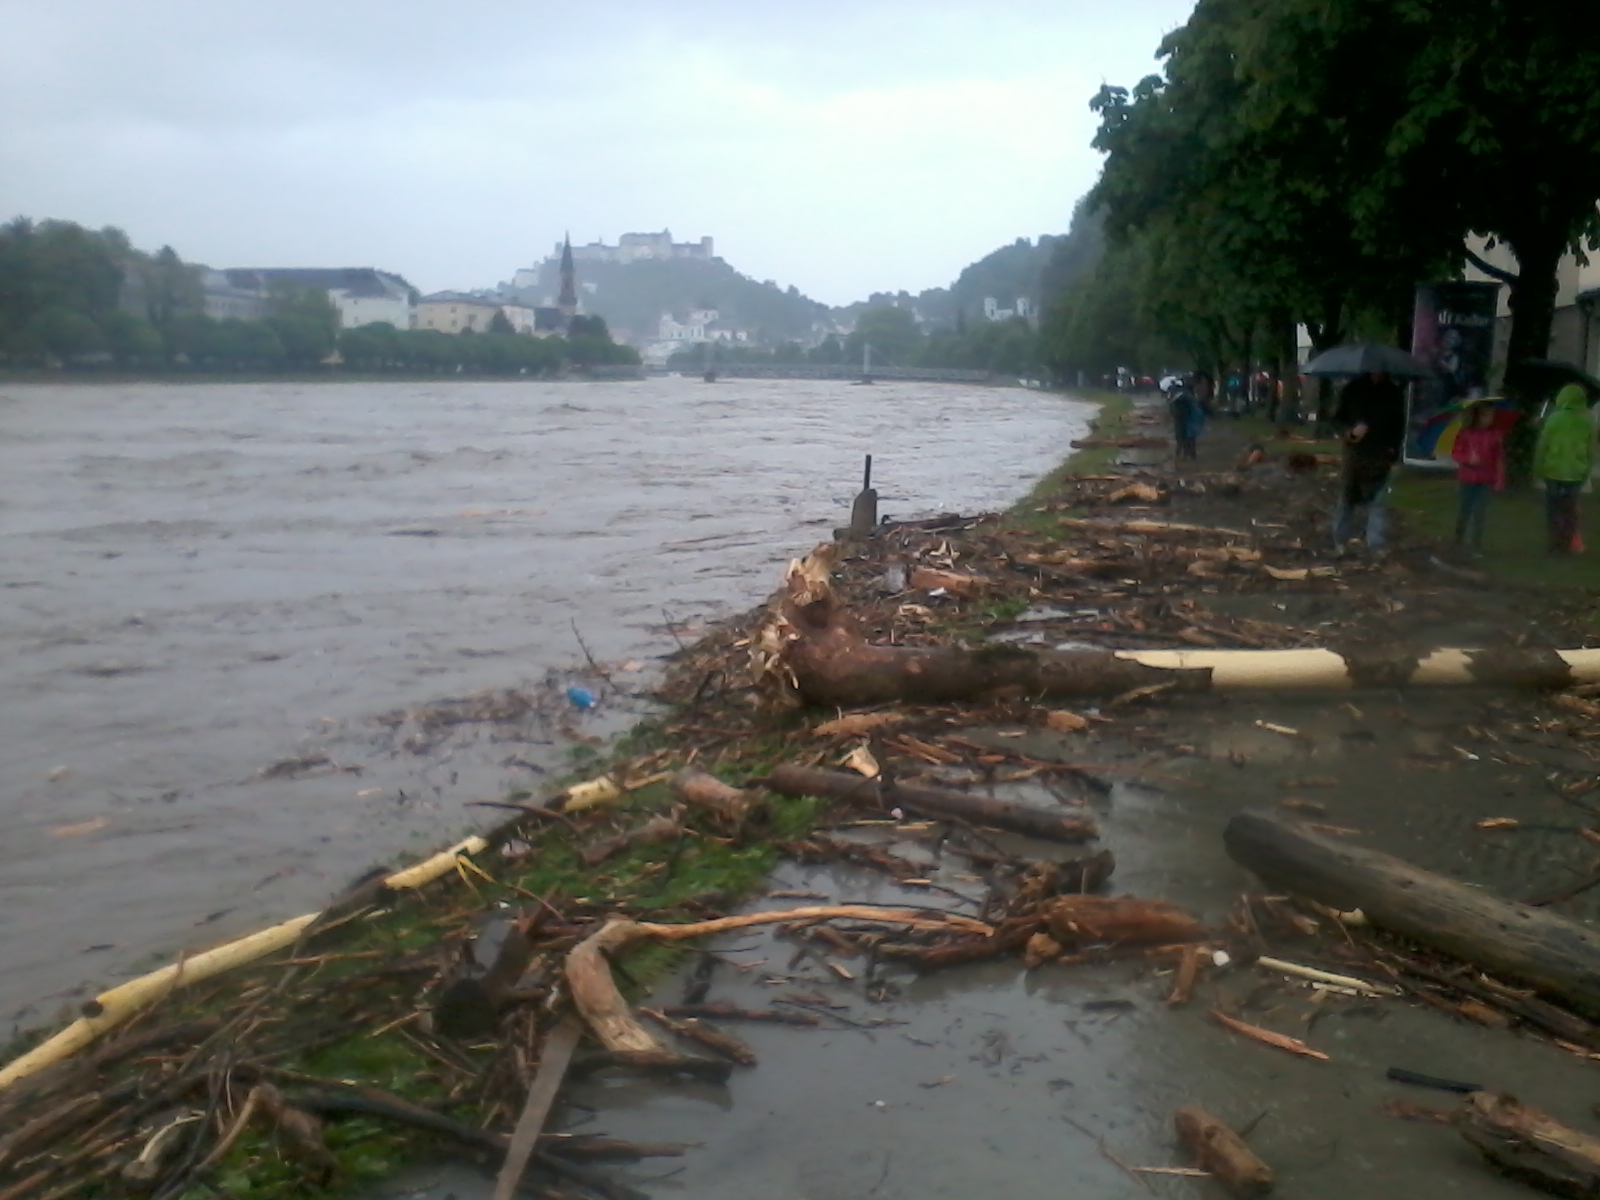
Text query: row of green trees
1039 0 1600 405
664 307 1046 377
339 315 636 375
0 217 639 374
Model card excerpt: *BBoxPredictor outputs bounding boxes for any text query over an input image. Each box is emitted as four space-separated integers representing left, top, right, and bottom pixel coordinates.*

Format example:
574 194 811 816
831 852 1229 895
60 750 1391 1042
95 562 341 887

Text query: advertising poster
1406 281 1501 464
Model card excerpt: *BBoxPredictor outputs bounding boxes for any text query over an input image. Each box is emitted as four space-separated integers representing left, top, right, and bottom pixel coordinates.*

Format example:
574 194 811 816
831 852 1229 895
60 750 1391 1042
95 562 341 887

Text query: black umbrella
1509 359 1600 401
1303 342 1432 378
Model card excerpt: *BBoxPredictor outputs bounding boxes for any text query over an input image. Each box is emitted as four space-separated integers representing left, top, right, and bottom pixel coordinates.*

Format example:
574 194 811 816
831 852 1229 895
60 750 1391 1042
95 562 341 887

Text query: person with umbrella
1330 369 1407 556
1306 343 1429 558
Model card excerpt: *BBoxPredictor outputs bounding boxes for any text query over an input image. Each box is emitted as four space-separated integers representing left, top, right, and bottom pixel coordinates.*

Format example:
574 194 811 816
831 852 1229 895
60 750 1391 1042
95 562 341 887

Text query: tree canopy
1070 0 1600 394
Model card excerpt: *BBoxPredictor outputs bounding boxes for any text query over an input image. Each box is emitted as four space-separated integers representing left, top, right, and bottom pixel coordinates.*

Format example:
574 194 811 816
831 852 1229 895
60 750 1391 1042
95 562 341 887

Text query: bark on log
1225 812 1600 1020
764 764 1098 843
753 545 1600 704
1174 1106 1274 1196
1045 896 1205 949
773 586 1209 706
1459 1091 1600 1198
672 768 753 825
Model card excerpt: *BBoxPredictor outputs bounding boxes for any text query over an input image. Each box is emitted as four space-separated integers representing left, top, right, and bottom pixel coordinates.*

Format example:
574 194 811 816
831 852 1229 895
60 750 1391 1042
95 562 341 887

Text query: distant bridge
642 363 997 384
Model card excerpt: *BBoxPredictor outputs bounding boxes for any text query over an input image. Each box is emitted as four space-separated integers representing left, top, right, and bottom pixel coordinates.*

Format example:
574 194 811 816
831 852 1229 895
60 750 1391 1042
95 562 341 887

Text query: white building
218 268 415 329
563 230 714 265
982 296 1032 322
497 304 541 335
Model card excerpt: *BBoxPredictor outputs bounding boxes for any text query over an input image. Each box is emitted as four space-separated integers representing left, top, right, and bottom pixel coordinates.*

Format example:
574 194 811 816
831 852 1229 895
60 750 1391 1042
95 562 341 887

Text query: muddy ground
356 402 1600 1199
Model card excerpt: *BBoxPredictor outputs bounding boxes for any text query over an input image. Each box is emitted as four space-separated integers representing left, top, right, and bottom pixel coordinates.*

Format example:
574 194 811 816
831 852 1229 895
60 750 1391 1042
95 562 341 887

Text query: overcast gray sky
0 0 1193 305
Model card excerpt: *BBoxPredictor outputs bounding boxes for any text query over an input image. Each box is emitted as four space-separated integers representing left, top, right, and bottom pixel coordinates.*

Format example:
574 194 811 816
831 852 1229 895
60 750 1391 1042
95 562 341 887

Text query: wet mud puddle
0 378 1089 1026
378 689 1600 1200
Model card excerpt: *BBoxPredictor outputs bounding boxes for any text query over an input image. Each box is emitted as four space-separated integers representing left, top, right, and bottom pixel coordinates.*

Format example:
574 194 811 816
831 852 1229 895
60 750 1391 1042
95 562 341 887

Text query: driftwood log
1225 812 1600 1020
751 546 1600 706
672 768 754 825
1045 895 1204 948
1174 1106 1274 1196
764 764 1098 843
761 566 1207 706
1459 1091 1600 1197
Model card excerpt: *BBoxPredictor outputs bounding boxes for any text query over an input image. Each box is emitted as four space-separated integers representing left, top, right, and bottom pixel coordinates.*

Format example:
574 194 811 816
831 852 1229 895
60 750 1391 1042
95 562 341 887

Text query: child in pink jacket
1450 401 1506 557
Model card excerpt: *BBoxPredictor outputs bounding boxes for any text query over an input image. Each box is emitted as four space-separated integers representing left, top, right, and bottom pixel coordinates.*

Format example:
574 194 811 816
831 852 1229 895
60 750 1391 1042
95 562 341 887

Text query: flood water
0 377 1090 1026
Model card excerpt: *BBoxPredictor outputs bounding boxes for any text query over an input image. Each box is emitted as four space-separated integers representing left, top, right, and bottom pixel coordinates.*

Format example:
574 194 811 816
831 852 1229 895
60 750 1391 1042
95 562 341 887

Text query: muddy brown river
0 377 1091 1028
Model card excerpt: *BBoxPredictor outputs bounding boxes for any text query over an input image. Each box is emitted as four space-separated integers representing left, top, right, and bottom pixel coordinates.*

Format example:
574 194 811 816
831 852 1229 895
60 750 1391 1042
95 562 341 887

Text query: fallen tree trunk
764 583 1208 706
1225 812 1600 1020
1459 1091 1600 1197
764 764 1098 843
751 547 1600 706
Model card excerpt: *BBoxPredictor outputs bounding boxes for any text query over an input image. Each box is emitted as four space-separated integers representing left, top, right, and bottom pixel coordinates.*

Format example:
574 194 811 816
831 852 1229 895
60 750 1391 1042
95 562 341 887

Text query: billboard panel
1406 281 1500 464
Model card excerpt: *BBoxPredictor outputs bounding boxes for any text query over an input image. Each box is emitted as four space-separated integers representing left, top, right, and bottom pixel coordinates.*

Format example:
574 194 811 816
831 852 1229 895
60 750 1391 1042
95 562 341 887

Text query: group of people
1331 372 1593 559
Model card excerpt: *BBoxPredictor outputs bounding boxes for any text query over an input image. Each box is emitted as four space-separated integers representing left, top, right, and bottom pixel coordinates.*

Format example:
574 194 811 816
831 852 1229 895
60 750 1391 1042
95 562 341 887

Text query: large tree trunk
756 552 1208 707
1503 232 1566 398
754 548 1600 707
1225 812 1600 1019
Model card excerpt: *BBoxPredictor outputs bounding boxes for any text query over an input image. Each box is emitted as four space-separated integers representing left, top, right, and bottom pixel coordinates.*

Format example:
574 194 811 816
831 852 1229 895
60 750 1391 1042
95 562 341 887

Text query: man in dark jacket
1331 371 1406 555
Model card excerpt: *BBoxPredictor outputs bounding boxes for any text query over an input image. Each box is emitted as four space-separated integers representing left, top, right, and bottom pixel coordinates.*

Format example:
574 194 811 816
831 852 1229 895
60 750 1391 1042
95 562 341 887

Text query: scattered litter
1254 720 1300 737
1475 817 1520 831
565 686 597 710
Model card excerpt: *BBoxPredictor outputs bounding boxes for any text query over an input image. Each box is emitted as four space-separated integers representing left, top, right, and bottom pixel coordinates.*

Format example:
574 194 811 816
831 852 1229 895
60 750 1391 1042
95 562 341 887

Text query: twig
661 608 688 653
492 1018 582 1200
1062 1115 1151 1192
570 619 615 687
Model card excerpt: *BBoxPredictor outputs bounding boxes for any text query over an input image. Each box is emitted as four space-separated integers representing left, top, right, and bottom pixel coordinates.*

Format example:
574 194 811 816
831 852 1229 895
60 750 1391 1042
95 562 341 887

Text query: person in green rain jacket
1534 384 1595 553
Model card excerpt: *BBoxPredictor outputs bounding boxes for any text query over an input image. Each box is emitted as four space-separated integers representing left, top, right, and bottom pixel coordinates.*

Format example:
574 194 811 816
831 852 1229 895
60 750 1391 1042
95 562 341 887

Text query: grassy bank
1012 389 1130 532
1391 472 1600 588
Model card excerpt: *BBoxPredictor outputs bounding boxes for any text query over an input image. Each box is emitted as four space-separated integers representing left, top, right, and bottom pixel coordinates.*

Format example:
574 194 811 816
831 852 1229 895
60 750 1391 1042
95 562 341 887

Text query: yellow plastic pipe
0 834 488 1092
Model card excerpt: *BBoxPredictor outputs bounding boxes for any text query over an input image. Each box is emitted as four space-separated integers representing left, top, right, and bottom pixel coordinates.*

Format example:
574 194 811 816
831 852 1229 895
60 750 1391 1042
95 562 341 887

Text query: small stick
1063 1115 1150 1193
569 619 614 686
1210 1010 1329 1060
188 1087 263 1176
1167 945 1202 1007
492 1018 582 1200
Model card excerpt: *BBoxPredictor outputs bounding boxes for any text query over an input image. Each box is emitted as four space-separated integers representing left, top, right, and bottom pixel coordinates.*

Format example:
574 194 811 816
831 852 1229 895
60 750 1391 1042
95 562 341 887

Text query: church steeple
557 232 578 319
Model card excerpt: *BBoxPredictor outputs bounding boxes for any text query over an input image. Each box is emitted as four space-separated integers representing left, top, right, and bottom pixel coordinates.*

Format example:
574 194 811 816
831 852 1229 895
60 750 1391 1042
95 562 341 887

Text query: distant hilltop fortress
559 230 714 267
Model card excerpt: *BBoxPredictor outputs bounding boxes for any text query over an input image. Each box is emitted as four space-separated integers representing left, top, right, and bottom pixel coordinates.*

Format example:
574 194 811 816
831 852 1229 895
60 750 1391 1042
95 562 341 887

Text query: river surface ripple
0 377 1090 1025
